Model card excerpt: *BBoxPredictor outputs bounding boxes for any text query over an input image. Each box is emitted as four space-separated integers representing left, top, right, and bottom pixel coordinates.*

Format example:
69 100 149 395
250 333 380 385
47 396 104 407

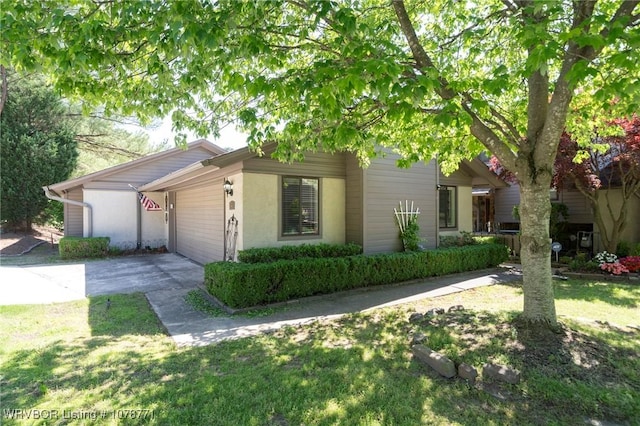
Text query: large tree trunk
518 181 557 326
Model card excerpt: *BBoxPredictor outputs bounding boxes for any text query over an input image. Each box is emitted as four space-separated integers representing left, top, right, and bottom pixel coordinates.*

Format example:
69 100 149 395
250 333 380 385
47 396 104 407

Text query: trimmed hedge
237 243 363 263
206 243 509 309
59 237 110 259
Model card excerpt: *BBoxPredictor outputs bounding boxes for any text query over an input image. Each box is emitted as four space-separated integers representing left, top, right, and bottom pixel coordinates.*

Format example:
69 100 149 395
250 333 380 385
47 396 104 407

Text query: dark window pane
439 186 456 228
282 177 319 236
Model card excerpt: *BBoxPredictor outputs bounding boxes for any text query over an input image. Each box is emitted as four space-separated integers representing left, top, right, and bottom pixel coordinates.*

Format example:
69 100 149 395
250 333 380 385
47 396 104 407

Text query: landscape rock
426 307 445 316
410 333 427 345
412 345 456 378
408 312 424 323
482 363 521 384
448 305 465 312
457 363 478 385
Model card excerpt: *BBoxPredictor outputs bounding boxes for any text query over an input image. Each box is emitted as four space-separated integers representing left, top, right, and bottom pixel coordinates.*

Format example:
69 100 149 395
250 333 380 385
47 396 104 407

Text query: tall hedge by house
206 243 509 309
237 243 363 263
59 237 110 259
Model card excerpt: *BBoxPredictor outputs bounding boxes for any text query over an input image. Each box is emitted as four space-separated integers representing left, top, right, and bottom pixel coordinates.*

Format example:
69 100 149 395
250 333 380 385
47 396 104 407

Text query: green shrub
568 252 600 273
474 236 501 245
439 231 481 248
206 243 509 309
559 256 572 265
237 243 363 263
59 237 110 259
616 240 632 258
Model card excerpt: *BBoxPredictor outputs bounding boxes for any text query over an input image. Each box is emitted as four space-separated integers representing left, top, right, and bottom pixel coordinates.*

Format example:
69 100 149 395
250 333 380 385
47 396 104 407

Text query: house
492 182 640 253
44 139 226 250
439 158 509 236
46 140 503 265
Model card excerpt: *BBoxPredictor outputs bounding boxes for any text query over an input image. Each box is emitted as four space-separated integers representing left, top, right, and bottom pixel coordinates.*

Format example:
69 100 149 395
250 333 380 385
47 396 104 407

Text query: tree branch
391 0 455 100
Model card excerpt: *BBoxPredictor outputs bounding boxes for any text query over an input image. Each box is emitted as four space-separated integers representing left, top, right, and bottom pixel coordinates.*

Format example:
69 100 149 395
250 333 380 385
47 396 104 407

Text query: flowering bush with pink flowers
619 256 640 273
600 262 629 275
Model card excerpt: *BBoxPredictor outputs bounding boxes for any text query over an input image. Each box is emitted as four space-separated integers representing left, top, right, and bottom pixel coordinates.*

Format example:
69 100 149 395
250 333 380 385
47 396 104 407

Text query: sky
130 116 249 152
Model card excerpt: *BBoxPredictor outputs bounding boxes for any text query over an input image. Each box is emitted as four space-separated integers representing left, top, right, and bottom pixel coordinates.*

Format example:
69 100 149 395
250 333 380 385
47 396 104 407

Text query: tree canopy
0 73 78 230
3 0 638 326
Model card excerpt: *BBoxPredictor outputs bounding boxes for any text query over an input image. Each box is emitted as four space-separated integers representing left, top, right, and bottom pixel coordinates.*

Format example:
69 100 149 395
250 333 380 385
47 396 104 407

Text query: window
439 185 457 228
282 176 319 236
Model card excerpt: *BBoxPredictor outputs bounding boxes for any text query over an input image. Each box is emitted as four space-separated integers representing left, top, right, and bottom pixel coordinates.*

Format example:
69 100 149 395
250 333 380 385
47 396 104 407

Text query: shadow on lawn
2 306 638 425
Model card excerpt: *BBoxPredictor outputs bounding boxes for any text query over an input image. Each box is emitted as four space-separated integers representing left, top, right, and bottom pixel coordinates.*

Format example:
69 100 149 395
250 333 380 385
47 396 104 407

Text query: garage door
175 183 224 264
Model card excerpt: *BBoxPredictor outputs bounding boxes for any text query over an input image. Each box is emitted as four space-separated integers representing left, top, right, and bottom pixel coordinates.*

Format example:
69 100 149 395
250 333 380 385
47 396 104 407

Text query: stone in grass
426 307 445 316
457 363 478 385
411 332 427 345
448 305 465 313
408 312 424 323
482 363 521 384
412 345 456 378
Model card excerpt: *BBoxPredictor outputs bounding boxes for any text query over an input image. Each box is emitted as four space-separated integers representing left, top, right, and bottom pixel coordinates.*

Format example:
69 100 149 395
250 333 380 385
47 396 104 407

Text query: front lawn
1 279 638 425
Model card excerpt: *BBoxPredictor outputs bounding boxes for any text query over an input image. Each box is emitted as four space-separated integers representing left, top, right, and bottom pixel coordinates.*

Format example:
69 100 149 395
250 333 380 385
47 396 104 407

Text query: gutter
42 186 93 237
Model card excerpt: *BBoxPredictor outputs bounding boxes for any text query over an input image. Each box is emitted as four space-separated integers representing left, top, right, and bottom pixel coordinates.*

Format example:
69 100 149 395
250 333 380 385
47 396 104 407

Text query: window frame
279 175 321 239
439 185 457 229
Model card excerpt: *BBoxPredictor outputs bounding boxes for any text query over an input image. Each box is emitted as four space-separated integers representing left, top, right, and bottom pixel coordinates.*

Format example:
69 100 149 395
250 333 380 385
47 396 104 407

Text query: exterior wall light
223 179 233 196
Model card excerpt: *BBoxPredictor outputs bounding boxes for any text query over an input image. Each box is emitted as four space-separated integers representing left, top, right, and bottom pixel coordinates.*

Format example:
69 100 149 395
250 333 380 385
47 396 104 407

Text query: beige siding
440 168 472 186
362 157 437 254
243 151 346 178
175 181 224 264
84 147 218 190
64 188 84 237
495 185 596 226
558 189 593 224
345 154 364 246
494 185 520 224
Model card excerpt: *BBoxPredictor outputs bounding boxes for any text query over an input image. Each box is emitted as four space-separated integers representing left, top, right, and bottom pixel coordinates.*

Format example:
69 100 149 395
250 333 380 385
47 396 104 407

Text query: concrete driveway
0 253 202 305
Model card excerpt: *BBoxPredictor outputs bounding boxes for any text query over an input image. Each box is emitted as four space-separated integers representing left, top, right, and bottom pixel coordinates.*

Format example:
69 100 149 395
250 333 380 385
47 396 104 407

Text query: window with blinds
282 176 319 236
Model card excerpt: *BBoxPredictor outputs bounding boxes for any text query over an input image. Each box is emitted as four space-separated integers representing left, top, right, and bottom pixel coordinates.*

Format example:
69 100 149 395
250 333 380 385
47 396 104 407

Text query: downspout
128 184 142 249
137 195 142 250
42 186 93 237
435 154 440 248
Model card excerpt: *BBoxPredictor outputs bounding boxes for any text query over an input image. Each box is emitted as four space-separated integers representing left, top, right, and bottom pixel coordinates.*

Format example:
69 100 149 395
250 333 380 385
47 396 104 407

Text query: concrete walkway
146 266 522 347
1 253 522 347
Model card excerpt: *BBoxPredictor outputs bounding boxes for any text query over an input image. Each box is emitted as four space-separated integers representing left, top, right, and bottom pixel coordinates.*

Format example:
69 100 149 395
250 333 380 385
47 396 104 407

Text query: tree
0 72 78 230
555 117 640 253
67 111 168 177
3 0 639 327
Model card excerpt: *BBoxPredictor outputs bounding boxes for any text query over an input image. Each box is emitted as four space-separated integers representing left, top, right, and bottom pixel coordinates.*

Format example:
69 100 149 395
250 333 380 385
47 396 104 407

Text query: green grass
1 280 639 425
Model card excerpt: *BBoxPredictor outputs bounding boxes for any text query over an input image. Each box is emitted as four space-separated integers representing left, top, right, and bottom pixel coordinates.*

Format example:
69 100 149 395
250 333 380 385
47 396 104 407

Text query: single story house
46 140 503 265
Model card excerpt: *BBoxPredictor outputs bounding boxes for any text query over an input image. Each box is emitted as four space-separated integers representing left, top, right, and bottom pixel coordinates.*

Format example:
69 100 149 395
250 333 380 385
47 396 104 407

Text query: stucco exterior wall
140 192 167 249
242 173 346 250
83 190 138 248
594 189 640 246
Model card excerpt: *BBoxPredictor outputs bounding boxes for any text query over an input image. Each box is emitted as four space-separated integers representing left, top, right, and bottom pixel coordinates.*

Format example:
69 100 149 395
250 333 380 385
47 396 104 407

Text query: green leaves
2 0 638 173
0 72 78 227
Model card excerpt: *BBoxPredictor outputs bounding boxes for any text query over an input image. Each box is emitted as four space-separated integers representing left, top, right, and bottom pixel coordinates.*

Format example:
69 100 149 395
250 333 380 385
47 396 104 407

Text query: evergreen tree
0 73 78 230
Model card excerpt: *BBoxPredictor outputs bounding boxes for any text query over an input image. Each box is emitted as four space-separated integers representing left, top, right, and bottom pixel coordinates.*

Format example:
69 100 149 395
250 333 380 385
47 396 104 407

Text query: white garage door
175 183 224 265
